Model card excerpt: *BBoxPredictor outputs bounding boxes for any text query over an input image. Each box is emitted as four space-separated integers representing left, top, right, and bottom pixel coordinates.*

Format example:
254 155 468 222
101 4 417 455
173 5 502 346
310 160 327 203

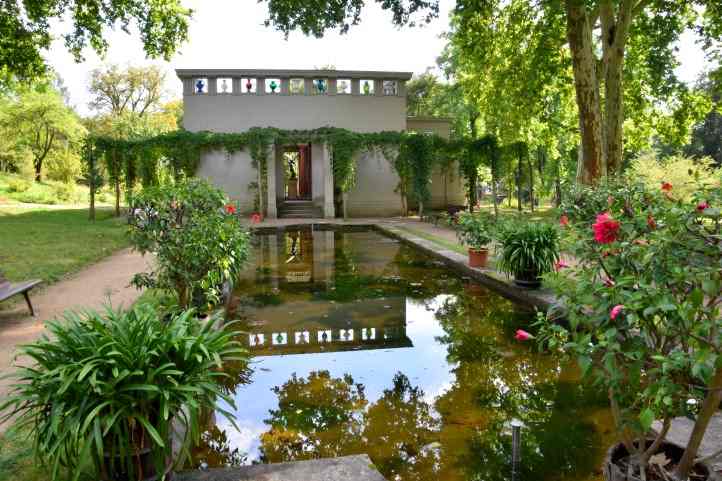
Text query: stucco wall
429 165 466 208
346 150 403 217
196 149 257 212
311 143 325 208
184 95 407 133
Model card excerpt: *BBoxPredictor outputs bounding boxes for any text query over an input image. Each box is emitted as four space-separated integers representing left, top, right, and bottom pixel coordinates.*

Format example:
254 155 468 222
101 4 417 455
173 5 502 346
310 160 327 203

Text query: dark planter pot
603 441 709 481
513 270 541 289
468 247 489 268
102 445 173 481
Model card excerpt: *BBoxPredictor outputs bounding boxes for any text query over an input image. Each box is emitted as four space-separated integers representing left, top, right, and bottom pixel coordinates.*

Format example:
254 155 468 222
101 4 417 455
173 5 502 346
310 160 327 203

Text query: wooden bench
0 271 42 316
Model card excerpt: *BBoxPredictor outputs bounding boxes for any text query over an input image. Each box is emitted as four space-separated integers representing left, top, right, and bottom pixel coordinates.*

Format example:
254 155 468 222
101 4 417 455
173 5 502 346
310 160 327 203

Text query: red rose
592 212 620 244
647 215 656 230
661 182 673 192
250 212 262 223
559 215 569 227
697 201 710 212
610 305 624 320
225 204 237 214
555 260 569 271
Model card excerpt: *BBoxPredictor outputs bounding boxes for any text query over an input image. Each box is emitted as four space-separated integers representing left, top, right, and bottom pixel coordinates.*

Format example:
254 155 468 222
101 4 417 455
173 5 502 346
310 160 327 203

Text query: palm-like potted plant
456 211 494 268
497 221 559 288
0 305 247 481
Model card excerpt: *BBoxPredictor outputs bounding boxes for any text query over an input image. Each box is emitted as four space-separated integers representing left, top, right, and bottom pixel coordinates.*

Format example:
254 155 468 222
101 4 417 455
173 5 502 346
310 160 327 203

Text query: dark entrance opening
283 144 311 200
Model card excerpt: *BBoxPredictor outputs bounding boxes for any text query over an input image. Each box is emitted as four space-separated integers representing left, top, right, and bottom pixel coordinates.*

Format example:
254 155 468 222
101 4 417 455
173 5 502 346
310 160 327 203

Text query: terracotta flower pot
603 441 709 481
468 247 489 268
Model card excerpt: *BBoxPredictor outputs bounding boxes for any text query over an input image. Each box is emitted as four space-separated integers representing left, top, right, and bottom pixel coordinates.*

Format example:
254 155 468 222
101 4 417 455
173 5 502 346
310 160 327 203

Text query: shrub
456 211 494 249
496 221 559 282
51 182 76 202
6 178 31 193
128 179 250 309
539 180 722 480
0 305 247 481
46 148 82 184
628 151 720 200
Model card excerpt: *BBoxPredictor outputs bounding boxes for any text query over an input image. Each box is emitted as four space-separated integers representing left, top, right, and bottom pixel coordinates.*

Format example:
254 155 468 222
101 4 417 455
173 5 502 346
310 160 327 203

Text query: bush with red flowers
539 180 722 480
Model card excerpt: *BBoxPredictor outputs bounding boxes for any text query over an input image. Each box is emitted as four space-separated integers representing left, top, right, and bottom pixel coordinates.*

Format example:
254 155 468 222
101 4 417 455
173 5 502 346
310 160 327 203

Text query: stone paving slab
653 413 722 476
176 455 386 481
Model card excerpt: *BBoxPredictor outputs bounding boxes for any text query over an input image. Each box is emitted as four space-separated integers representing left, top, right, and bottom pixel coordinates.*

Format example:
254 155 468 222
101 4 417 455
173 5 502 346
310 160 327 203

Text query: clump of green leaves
456 211 494 248
128 178 250 308
540 180 722 480
0 305 247 481
496 220 559 283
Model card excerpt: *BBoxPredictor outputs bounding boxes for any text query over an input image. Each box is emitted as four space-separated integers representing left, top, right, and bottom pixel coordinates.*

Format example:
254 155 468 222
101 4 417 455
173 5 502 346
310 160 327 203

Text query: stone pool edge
373 223 558 311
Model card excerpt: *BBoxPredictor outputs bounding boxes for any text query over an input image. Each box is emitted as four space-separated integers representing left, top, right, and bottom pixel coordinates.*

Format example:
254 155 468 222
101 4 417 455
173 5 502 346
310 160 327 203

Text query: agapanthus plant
538 180 722 480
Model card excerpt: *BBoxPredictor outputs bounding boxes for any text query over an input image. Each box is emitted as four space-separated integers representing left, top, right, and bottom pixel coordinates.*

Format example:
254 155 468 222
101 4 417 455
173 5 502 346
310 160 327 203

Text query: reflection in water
195 227 613 481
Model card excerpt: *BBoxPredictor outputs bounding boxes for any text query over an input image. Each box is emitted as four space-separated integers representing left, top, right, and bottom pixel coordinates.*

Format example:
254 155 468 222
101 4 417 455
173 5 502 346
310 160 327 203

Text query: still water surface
198 226 613 481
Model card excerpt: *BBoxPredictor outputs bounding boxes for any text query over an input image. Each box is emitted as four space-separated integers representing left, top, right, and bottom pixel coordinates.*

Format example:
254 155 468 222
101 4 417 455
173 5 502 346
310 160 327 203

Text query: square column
266 144 277 219
322 143 335 219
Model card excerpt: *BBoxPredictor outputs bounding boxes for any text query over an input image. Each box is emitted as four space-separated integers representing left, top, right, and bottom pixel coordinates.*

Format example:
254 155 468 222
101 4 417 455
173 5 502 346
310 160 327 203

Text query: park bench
0 271 42 316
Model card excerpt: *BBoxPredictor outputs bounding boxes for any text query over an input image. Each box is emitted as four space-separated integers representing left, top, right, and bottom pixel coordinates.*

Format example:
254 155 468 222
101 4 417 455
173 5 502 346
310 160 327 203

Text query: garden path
0 248 150 429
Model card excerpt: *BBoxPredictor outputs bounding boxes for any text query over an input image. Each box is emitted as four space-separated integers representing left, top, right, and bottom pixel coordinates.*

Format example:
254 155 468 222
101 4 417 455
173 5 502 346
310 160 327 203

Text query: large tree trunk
565 0 605 184
600 0 635 176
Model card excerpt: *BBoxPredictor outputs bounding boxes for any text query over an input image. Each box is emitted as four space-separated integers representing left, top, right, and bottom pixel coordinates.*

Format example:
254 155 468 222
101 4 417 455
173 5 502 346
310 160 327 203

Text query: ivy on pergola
84 126 510 219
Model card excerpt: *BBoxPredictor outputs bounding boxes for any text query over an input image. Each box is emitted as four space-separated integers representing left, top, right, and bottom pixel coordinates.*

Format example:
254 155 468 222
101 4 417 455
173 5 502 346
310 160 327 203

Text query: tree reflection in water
256 288 611 481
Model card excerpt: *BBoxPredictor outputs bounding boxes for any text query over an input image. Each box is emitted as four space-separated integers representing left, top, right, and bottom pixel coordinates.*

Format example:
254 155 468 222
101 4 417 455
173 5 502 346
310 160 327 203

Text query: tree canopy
0 0 191 83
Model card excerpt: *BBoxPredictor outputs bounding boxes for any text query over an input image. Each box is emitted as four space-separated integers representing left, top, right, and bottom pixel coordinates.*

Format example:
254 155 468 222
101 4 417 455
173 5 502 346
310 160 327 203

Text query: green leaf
639 408 655 431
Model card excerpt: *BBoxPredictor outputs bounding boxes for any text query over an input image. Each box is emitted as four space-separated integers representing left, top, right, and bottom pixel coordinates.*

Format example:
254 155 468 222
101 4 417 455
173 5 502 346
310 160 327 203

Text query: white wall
183 94 407 133
311 143 325 209
196 149 257 212
346 149 403 217
429 164 466 208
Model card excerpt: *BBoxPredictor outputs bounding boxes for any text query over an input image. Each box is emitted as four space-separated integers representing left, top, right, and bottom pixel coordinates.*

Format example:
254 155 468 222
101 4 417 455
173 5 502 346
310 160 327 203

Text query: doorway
283 144 311 200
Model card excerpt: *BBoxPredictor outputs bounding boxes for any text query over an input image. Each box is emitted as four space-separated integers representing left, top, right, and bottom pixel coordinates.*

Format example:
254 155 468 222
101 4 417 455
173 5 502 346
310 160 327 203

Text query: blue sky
46 0 713 116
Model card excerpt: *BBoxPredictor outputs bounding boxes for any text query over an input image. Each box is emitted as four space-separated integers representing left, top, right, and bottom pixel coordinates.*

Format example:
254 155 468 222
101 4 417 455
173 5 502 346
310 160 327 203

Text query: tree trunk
491 157 499 219
88 148 96 222
516 159 523 212
115 179 121 217
674 366 722 480
528 154 535 213
34 160 42 182
565 0 605 184
600 0 635 176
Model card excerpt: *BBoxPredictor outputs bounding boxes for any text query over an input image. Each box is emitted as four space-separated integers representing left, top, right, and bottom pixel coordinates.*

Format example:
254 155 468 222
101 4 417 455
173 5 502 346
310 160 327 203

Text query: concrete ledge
375 223 558 310
177 455 386 481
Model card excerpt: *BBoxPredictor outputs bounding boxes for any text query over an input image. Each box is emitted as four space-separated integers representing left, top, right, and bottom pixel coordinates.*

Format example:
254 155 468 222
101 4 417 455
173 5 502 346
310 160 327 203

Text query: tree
89 65 167 117
0 86 85 181
0 0 191 84
264 0 722 184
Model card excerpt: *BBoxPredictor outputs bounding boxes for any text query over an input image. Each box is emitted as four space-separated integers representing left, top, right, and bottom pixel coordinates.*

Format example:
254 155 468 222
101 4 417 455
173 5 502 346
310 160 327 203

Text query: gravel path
0 248 150 429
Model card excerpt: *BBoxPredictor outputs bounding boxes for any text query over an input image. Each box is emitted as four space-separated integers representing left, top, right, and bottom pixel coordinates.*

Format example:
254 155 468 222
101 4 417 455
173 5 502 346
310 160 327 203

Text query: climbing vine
86 126 499 218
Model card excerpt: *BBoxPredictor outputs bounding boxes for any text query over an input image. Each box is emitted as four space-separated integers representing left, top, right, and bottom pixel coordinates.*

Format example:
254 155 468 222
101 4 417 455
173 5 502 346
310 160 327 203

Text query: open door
298 144 312 200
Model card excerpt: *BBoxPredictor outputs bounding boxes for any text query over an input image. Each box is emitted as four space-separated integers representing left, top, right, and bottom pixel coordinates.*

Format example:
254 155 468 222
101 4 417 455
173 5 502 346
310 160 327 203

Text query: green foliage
262 0 439 37
0 84 86 180
0 305 246 481
496 221 559 280
128 178 250 308
455 211 494 248
6 178 31 193
1 0 191 83
628 151 721 200
540 180 722 478
45 148 82 183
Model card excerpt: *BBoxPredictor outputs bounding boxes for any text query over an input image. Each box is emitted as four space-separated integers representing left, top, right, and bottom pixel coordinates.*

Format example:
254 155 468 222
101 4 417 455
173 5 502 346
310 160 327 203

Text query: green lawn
0 207 129 283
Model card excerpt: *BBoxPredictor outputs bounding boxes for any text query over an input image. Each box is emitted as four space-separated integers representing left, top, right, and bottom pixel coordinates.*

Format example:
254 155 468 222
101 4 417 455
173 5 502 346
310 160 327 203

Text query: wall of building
346 150 403 217
184 95 407 133
311 143 325 209
196 149 257 212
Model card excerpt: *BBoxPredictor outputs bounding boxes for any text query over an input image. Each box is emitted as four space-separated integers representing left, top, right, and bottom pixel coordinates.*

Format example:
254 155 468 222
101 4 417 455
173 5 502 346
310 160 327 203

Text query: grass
0 428 49 481
0 206 129 284
0 172 118 206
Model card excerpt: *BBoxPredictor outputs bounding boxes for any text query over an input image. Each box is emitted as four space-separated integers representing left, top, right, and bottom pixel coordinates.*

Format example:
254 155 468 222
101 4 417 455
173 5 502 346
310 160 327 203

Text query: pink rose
515 329 533 341
697 201 710 212
559 215 569 227
610 305 624 320
593 212 621 244
555 261 569 271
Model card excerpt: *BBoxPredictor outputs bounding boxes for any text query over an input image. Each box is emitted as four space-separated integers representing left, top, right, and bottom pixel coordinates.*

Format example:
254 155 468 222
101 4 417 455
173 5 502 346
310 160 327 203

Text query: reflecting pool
196 226 614 481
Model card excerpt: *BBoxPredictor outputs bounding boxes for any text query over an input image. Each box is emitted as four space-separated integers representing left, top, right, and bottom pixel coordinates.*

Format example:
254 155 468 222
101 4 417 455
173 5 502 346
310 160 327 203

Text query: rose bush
539 180 722 480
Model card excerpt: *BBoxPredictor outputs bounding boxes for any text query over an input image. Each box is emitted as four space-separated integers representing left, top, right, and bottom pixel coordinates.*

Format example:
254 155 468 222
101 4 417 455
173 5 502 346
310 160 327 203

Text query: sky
46 0 711 116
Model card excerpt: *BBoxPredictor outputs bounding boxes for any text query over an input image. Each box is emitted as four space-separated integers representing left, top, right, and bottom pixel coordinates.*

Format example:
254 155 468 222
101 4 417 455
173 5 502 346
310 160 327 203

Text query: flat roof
176 68 413 80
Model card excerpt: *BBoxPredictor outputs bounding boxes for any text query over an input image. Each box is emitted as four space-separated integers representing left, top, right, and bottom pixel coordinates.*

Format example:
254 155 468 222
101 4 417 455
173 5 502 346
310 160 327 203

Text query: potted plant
0 305 247 481
497 221 559 288
537 180 722 481
128 179 250 310
456 211 494 268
